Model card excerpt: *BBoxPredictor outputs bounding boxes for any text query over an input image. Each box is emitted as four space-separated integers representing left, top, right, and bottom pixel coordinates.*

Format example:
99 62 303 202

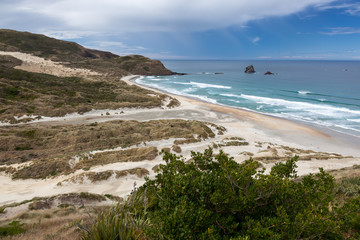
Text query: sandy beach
1 72 359 215
123 75 360 156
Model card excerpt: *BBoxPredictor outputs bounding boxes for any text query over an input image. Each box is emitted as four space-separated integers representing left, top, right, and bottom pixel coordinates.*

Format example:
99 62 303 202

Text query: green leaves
141 148 355 239
84 148 360 239
270 156 298 178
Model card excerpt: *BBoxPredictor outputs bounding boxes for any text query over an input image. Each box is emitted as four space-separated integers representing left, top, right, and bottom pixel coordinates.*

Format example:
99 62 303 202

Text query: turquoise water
135 60 360 138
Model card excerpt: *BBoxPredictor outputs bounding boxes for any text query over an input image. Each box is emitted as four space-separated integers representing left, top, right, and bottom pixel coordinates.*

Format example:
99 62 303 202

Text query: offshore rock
264 71 274 75
244 65 255 73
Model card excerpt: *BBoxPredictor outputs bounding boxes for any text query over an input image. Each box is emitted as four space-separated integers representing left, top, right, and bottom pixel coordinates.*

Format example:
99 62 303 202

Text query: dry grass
253 145 350 163
13 147 157 179
1 205 109 240
211 136 249 149
0 192 118 239
0 65 179 123
76 147 158 170
0 119 221 165
58 167 150 185
327 165 360 180
172 145 182 153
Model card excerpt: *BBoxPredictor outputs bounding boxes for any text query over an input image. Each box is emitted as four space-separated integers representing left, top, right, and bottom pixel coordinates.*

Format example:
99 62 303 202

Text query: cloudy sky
1 0 360 60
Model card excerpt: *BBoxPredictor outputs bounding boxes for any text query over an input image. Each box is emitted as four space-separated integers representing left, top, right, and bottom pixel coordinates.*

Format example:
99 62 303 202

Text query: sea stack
245 65 255 73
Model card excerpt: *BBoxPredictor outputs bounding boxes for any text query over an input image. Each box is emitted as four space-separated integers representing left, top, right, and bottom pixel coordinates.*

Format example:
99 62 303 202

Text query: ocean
135 60 360 139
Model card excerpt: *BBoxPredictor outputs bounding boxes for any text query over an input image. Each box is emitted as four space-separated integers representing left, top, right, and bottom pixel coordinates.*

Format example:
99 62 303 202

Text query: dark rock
264 71 274 75
214 72 224 74
172 72 187 75
244 65 255 73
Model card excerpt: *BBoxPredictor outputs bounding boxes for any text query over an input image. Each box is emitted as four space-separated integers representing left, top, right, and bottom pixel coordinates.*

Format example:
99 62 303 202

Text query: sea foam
175 81 231 89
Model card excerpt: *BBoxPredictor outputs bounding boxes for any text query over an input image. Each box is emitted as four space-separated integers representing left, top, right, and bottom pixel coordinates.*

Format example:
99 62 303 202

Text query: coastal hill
0 29 180 123
0 29 174 76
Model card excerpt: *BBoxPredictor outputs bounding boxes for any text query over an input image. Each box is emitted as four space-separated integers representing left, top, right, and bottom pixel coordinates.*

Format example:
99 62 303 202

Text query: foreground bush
83 149 360 239
80 192 149 240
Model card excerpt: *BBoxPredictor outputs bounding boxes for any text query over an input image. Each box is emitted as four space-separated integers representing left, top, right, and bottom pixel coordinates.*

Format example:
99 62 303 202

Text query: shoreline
123 75 360 157
1 74 359 208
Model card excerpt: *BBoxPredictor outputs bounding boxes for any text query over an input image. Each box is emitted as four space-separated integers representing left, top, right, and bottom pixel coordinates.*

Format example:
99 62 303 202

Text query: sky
1 0 360 60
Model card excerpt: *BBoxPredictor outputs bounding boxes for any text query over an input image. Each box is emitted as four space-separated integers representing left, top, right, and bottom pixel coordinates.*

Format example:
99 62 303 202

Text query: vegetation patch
0 221 26 237
212 136 249 148
0 66 178 123
0 55 22 68
336 176 360 197
13 159 71 179
76 147 158 170
0 197 111 240
13 147 156 179
171 145 181 153
0 119 221 165
252 145 350 163
28 199 53 210
58 167 150 185
81 149 360 239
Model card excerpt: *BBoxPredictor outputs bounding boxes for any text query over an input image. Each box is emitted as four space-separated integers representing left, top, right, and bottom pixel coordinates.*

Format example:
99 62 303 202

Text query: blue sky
1 0 360 60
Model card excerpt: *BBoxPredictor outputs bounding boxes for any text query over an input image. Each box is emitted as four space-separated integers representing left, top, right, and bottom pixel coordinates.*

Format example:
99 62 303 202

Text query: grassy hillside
0 29 175 76
0 62 179 123
0 30 181 121
0 29 117 62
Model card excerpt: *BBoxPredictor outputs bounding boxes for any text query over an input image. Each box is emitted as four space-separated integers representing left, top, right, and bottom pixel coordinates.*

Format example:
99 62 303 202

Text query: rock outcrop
244 65 255 73
264 71 274 75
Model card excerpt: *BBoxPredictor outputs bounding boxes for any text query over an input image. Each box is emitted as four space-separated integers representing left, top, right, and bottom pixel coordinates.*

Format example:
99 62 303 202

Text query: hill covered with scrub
0 29 175 76
0 29 181 123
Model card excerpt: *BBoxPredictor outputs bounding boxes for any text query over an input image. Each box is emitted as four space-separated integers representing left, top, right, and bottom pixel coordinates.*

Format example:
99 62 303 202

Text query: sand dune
1 74 359 212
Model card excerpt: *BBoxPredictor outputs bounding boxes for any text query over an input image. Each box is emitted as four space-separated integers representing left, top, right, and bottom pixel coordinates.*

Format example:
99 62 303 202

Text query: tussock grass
0 119 220 165
172 145 181 153
13 147 157 179
0 191 116 239
252 145 350 163
80 189 148 240
0 66 177 123
58 168 150 185
212 136 249 149
336 176 360 197
0 206 108 240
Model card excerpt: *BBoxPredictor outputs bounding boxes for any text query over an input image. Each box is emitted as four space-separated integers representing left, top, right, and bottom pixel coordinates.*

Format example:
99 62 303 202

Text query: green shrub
0 221 26 237
144 149 360 239
14 144 32 151
5 86 19 96
83 149 360 239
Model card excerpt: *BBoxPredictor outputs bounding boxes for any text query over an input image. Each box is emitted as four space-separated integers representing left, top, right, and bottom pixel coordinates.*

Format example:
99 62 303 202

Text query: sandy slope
1 72 360 212
0 51 100 77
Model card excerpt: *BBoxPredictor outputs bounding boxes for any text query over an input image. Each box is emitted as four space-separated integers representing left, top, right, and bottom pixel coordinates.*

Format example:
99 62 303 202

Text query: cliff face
0 29 174 76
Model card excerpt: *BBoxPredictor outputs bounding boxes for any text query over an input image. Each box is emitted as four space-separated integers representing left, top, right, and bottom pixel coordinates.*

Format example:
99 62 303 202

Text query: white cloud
320 27 360 35
252 37 260 44
0 0 336 33
318 2 360 15
42 30 94 40
83 41 147 54
256 56 273 59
